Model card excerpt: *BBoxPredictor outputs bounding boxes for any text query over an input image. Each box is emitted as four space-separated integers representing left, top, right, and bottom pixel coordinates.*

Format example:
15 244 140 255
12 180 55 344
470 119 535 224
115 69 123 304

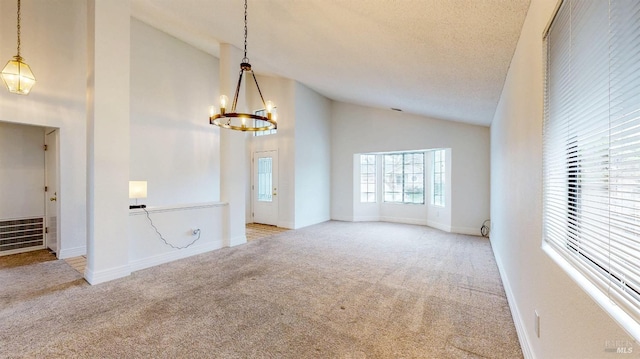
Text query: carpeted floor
0 221 522 358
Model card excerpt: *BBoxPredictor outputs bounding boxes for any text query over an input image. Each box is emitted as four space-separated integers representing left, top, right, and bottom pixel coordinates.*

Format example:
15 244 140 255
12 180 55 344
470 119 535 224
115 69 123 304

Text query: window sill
542 242 640 342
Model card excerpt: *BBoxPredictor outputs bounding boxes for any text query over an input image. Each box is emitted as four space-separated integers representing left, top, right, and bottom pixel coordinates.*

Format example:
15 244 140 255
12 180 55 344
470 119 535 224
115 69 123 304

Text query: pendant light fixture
1 0 36 95
209 0 277 132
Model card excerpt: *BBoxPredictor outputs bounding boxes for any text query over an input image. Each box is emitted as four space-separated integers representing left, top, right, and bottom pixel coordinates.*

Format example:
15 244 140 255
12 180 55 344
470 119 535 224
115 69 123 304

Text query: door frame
45 128 60 257
251 149 279 226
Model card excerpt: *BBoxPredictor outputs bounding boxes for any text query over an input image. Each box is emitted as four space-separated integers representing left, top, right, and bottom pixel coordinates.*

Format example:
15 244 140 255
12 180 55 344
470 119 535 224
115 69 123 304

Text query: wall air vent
0 217 45 255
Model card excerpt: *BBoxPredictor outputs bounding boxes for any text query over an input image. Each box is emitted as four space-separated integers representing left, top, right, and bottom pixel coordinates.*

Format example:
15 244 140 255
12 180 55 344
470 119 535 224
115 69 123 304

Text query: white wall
331 102 489 235
249 79 331 230
490 0 634 357
293 82 331 229
128 19 222 264
0 0 87 258
0 122 45 219
248 75 296 228
130 19 219 207
128 203 226 271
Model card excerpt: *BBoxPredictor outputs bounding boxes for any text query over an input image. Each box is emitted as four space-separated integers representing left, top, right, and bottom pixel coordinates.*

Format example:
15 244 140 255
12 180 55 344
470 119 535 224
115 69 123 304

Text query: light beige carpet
0 221 522 358
60 224 285 276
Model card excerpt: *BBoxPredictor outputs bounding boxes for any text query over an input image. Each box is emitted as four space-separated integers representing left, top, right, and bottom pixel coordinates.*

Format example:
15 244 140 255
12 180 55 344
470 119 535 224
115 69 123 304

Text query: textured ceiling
131 0 531 126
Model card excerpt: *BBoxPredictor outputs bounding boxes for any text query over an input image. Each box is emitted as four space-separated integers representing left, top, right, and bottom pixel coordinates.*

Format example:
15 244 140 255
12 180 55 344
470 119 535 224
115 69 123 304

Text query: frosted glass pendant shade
1 56 36 95
129 181 148 199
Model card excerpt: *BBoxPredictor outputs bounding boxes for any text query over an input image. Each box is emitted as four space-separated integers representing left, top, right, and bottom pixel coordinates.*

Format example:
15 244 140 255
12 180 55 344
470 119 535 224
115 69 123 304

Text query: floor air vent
0 217 45 255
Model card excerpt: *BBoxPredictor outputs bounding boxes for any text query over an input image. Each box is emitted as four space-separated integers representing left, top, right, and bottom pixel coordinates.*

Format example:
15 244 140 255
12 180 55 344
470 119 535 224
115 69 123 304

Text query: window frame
253 108 277 137
359 154 376 203
383 152 425 205
431 149 445 207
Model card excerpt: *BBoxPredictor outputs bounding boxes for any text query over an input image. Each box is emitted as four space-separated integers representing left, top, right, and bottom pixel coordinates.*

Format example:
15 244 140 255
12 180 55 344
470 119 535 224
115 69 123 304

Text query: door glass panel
258 157 273 202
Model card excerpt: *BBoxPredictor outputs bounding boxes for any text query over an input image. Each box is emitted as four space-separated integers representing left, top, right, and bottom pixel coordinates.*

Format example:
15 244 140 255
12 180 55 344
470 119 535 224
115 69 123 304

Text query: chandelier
209 0 277 132
1 0 36 95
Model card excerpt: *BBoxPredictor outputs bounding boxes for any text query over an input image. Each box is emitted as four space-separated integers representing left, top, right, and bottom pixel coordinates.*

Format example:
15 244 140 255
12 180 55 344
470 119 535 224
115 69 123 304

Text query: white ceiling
131 0 531 126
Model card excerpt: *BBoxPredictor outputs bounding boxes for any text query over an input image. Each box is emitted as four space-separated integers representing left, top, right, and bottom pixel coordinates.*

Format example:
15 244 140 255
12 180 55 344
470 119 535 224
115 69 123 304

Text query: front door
253 150 278 226
45 130 58 254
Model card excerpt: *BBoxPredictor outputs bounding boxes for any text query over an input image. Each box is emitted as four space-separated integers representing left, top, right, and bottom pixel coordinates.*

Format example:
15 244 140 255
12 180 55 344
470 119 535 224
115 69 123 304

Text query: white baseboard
379 216 429 226
492 242 534 359
426 220 451 233
277 220 295 229
328 215 353 223
451 225 481 236
353 215 380 222
85 264 131 285
129 241 220 272
58 246 86 259
293 216 331 229
229 235 247 247
334 216 481 237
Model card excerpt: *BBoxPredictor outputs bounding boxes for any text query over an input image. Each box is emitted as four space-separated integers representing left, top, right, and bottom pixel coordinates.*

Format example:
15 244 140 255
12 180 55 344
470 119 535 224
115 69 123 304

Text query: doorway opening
0 122 60 258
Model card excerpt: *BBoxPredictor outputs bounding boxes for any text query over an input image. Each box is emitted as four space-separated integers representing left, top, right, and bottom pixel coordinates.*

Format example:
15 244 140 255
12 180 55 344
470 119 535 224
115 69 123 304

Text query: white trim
353 215 381 222
338 217 482 236
294 217 331 229
58 245 86 259
543 243 640 343
450 226 480 236
426 220 451 233
492 241 535 359
84 264 131 285
129 241 219 272
129 201 227 216
379 216 428 226
229 235 247 247
277 220 295 229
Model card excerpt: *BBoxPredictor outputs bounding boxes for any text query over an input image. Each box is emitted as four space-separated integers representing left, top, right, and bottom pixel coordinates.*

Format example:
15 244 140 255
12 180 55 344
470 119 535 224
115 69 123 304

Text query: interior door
253 150 278 226
45 130 59 254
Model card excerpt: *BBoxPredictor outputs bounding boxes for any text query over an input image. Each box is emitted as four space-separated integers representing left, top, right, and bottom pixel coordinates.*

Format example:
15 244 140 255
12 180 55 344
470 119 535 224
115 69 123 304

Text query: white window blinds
543 0 640 338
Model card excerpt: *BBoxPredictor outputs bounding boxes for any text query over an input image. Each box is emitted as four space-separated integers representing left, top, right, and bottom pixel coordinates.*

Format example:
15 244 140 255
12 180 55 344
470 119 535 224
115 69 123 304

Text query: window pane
360 154 376 203
383 152 425 204
432 150 445 206
257 157 273 202
253 108 278 136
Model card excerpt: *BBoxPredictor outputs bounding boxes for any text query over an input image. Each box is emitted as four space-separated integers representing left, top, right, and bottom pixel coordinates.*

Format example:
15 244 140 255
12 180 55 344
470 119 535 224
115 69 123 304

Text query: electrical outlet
192 229 201 235
534 310 540 338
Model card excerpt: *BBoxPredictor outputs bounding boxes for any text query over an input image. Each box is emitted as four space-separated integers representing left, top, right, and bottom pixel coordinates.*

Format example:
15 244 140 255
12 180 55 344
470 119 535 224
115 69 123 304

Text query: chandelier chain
243 0 248 63
16 0 21 57
208 0 276 132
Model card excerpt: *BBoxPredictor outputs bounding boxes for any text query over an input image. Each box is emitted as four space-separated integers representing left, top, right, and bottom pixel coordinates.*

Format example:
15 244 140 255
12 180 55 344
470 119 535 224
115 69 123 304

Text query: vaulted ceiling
131 0 531 126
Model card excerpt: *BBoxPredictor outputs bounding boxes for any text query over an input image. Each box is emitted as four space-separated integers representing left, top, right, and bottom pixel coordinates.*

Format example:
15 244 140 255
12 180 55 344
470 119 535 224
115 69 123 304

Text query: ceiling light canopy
209 0 277 132
1 0 36 95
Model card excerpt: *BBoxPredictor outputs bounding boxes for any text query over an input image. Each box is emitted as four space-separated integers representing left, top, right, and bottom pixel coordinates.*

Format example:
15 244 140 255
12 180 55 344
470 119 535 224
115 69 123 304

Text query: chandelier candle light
1 0 36 95
209 0 277 132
